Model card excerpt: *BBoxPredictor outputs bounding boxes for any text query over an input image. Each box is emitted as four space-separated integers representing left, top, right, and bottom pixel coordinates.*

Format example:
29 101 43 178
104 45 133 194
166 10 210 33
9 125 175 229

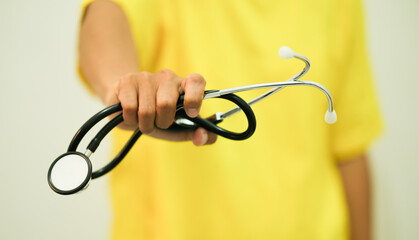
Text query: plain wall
0 0 418 239
366 0 419 239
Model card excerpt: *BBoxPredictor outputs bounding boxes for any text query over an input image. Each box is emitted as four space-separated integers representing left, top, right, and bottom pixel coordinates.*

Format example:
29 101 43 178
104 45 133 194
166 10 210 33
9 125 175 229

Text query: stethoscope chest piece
48 152 92 195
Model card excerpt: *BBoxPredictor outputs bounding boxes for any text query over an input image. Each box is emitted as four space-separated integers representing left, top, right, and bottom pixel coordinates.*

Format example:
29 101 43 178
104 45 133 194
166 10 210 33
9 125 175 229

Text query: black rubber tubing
67 92 256 179
171 93 256 140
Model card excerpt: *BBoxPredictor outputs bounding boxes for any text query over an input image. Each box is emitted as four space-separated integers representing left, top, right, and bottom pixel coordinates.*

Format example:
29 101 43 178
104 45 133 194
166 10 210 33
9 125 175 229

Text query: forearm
77 1 212 144
79 0 139 102
338 155 372 240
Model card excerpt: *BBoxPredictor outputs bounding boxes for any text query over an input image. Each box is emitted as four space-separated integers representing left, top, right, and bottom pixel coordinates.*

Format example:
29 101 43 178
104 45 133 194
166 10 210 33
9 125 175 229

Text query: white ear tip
278 46 295 59
325 110 337 124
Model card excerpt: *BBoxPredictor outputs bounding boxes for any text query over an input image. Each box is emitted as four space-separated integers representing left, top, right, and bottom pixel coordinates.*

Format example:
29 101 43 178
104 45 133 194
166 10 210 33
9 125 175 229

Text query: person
78 0 382 239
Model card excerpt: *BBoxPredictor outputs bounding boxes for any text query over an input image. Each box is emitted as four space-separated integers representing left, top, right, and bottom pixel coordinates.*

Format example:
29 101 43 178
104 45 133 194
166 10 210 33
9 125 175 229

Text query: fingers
110 70 208 141
192 128 217 146
137 72 156 133
155 70 181 129
204 130 218 145
118 75 138 127
181 73 206 118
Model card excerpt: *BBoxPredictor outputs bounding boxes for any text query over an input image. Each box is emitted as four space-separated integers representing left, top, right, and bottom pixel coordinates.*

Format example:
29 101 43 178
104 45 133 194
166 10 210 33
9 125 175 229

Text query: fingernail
201 131 208 145
187 108 198 117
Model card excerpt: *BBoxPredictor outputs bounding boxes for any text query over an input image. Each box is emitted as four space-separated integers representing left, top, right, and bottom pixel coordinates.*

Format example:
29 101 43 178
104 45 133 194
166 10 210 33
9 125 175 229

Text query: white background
0 0 418 239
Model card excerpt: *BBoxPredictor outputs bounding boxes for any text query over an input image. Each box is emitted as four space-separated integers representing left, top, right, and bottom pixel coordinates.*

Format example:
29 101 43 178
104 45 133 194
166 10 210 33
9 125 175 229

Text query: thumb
192 128 217 146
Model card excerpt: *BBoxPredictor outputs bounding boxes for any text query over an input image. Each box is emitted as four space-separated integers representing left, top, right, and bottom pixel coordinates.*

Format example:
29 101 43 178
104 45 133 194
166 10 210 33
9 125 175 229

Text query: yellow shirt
80 0 382 239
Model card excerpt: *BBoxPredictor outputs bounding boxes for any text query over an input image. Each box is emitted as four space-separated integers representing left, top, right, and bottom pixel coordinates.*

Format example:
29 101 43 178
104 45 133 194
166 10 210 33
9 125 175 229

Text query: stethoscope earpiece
48 152 92 195
325 110 337 124
278 46 296 59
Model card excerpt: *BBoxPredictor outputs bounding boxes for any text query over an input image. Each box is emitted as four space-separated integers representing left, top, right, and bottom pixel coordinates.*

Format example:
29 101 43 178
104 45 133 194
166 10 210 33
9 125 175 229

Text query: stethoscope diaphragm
48 152 92 195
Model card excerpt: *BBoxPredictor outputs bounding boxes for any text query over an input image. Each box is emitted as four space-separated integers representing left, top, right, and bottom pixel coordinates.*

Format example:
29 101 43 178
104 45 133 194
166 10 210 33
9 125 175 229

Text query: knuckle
138 106 155 119
121 73 138 83
156 97 175 112
186 73 205 85
123 102 137 113
118 73 139 90
125 73 137 79
184 92 202 104
158 69 174 76
137 72 154 87
118 76 131 88
139 71 152 80
184 96 200 106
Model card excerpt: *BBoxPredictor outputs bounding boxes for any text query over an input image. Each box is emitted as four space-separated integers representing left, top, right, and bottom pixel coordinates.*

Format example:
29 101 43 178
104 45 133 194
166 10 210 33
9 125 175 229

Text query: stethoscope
47 46 337 195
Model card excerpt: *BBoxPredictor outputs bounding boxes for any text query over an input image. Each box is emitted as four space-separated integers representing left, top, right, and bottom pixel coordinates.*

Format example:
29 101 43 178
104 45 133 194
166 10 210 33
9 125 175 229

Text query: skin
79 0 216 146
79 1 371 239
339 155 372 240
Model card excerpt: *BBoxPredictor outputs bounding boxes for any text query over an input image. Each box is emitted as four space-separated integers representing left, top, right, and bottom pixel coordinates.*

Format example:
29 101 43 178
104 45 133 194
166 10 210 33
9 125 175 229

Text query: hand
104 69 217 146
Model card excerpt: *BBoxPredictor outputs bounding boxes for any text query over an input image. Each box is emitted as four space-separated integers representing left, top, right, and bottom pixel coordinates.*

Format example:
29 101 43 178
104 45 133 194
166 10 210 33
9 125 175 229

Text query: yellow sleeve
331 0 383 161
